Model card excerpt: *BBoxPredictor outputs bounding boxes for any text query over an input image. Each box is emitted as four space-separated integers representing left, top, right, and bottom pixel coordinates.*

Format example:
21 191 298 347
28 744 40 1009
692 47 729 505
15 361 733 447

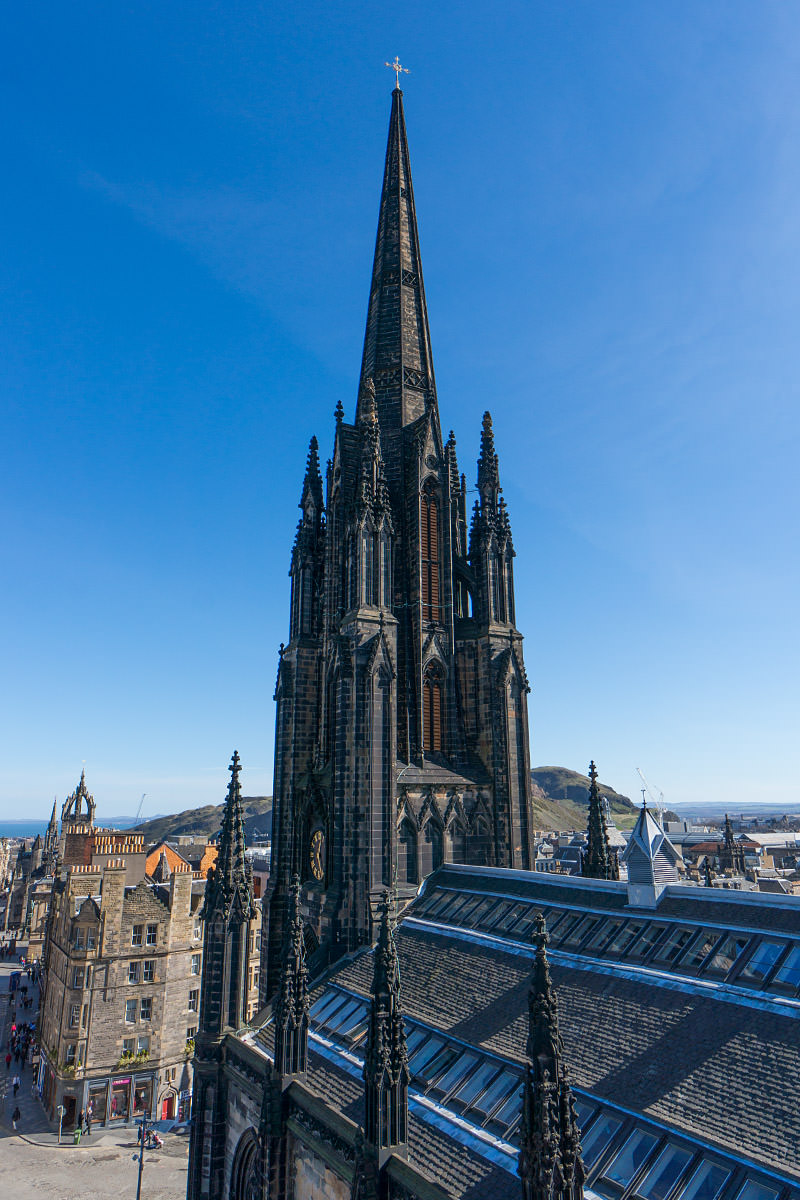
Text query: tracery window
420 490 441 623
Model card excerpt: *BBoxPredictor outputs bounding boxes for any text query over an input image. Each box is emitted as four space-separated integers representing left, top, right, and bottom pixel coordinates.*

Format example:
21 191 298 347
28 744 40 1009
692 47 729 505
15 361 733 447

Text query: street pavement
0 944 188 1198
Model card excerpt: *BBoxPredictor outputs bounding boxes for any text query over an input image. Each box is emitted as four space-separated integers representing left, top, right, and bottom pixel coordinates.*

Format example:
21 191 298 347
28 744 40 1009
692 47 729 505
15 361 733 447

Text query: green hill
531 766 637 830
133 797 272 844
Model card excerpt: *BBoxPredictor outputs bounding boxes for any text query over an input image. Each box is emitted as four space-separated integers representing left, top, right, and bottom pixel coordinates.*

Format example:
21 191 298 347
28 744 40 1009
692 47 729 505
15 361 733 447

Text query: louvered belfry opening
420 488 441 623
423 664 443 753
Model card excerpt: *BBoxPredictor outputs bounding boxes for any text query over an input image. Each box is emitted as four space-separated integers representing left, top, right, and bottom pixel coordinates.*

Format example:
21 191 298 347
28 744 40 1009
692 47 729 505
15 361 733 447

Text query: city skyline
3 5 799 820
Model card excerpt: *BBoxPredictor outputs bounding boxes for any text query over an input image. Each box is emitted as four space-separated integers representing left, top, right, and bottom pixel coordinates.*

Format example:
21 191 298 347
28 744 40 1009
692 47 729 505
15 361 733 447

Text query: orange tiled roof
145 842 192 878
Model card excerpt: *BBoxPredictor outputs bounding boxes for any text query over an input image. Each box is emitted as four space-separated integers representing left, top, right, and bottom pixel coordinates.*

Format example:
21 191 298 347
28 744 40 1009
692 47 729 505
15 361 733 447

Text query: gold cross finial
385 57 409 89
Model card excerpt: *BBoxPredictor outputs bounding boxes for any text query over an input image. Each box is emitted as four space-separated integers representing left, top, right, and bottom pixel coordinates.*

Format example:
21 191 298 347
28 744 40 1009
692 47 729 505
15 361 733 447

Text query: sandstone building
38 854 202 1129
34 771 261 1127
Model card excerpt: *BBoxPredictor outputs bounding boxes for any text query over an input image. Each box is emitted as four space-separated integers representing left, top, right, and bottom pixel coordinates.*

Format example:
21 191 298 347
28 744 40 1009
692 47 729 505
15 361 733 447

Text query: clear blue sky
2 3 798 820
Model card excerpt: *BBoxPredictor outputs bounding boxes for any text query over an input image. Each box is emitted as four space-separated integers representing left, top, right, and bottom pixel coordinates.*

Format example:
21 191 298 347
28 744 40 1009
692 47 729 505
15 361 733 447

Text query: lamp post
134 1111 150 1200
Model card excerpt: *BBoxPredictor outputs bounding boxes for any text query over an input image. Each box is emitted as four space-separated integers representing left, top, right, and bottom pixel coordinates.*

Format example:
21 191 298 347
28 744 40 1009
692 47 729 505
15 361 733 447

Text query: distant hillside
134 797 272 844
531 767 677 831
531 767 636 831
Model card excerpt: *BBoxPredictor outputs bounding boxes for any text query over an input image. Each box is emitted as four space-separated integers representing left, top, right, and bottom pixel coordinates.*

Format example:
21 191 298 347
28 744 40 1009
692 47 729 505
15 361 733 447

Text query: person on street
12 1105 21 1130
12 1074 20 1097
4 1052 10 1070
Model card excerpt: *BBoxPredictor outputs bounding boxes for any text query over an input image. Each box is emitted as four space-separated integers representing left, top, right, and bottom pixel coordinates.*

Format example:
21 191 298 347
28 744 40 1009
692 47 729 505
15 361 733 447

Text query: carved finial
385 56 410 89
335 398 345 424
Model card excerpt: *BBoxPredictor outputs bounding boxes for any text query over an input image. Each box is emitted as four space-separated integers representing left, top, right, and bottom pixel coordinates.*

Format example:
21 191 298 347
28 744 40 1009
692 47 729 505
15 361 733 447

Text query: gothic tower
263 87 536 1000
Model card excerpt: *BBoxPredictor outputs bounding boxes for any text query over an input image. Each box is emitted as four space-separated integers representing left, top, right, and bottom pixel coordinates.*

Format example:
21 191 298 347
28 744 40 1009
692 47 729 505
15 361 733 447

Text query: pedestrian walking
85 1100 93 1136
12 1074 20 1097
4 1053 10 1070
12 1105 20 1130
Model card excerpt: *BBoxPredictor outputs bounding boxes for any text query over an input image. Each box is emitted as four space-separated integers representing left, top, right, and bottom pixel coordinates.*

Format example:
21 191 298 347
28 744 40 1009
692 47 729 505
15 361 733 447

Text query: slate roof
305 1051 511 1200
292 864 800 1199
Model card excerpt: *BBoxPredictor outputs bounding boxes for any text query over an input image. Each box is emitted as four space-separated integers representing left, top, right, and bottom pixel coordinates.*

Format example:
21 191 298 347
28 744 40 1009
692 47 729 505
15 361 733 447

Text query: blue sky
2 3 798 820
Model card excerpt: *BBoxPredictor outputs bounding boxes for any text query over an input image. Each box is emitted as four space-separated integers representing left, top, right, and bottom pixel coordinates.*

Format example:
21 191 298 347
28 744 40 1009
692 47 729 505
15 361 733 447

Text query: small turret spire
202 752 256 923
519 914 585 1200
582 761 618 881
363 891 409 1162
273 875 310 1080
477 410 500 503
301 435 324 513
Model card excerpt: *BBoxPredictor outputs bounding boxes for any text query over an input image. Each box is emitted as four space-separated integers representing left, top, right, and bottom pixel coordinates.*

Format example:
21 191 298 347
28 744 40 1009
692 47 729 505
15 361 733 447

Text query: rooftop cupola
622 800 681 908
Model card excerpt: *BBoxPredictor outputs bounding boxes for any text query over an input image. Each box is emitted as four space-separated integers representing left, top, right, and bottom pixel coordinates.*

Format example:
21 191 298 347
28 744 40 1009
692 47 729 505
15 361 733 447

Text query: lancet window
420 489 441 623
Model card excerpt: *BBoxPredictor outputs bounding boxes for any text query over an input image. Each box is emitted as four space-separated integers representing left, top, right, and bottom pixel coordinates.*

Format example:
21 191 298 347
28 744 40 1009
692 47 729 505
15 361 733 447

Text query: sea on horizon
0 815 143 840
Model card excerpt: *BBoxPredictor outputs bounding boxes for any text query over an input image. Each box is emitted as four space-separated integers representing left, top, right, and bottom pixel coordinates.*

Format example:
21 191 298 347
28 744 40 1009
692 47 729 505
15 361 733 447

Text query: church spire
582 761 618 881
357 88 437 434
363 891 409 1163
273 874 309 1081
519 914 585 1200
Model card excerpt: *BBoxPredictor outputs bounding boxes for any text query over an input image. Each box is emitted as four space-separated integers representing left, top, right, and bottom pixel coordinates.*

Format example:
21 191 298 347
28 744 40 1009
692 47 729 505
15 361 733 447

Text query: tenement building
188 89 800 1199
37 854 204 1129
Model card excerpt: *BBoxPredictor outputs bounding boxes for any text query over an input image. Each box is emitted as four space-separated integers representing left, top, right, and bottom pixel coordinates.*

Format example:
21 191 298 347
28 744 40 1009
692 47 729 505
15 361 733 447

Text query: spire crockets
273 875 309 1080
202 751 256 923
357 378 391 513
301 435 324 514
477 410 500 506
363 891 410 1162
582 762 618 881
519 914 585 1200
357 87 437 435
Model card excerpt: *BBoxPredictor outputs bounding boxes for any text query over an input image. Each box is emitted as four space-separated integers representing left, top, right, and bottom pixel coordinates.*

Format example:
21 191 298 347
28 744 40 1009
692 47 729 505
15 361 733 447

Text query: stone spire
519 914 585 1200
273 875 309 1081
300 435 324 514
43 798 59 868
198 753 257 1039
582 762 618 881
477 410 500 506
363 891 409 1163
201 751 256 924
357 87 437 436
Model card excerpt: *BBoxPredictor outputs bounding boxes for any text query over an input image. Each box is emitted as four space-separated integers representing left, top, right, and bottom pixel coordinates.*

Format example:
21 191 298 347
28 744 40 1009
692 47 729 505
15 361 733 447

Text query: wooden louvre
421 493 441 623
423 670 443 752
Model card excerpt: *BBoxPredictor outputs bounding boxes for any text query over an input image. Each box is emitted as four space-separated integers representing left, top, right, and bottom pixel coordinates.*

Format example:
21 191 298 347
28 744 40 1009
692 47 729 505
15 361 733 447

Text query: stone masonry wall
292 1139 351 1200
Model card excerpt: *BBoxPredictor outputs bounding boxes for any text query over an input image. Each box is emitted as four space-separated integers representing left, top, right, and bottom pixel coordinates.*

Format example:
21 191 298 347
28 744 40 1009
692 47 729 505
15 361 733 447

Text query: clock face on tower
309 828 325 882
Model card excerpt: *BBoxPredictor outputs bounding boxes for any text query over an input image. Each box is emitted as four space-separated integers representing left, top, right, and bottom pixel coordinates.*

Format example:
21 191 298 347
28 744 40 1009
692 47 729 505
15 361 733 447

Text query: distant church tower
263 88 536 999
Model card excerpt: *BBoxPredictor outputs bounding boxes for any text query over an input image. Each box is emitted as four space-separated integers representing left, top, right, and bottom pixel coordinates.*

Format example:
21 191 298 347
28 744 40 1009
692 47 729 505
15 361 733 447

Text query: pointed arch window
420 490 441 623
423 664 444 753
363 527 377 606
381 529 391 607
